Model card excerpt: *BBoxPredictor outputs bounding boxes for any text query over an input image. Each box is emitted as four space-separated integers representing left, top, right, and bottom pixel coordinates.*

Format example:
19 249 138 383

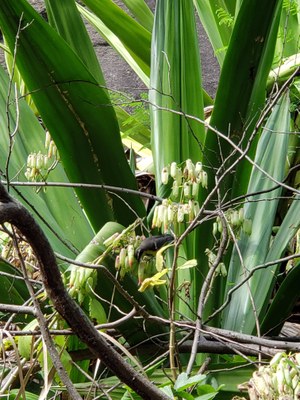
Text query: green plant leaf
149 0 206 319
260 196 300 334
18 319 39 359
193 0 232 66
78 3 150 85
0 63 93 255
81 0 151 68
174 372 206 391
204 0 282 198
120 0 153 32
221 91 291 333
0 0 145 231
0 258 30 312
45 0 105 84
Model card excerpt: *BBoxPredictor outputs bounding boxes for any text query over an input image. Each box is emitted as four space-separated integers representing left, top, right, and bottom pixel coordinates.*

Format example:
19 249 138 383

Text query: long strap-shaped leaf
0 64 94 255
204 0 282 198
81 0 151 68
0 0 145 231
149 0 205 191
149 0 206 317
45 0 105 85
221 91 290 333
193 0 233 66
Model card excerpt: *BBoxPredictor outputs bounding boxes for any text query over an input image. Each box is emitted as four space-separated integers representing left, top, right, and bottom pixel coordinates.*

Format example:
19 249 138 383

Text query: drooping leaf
0 0 145 232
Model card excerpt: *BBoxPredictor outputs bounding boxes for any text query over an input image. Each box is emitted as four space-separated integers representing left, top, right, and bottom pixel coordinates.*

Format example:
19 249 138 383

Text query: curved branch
0 183 169 400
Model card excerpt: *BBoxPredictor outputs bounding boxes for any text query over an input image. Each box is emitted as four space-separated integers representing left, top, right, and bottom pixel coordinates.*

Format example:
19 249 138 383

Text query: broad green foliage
0 0 299 398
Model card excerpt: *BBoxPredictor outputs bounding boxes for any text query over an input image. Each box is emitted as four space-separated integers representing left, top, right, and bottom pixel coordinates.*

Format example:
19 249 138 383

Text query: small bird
135 234 174 261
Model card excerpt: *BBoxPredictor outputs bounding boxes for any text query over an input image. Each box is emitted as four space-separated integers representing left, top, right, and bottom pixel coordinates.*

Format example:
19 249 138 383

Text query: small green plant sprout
216 7 234 28
212 208 252 237
25 131 60 181
161 371 222 399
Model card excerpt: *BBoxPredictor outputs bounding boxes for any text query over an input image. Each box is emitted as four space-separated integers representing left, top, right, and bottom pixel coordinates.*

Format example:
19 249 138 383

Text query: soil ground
2 1 220 99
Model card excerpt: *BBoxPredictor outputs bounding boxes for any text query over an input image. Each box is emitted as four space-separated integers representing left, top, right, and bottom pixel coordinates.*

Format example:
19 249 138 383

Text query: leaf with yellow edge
138 268 168 292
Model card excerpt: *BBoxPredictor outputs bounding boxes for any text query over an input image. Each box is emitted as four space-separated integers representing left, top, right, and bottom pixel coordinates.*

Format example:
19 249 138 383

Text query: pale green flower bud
119 248 127 267
43 155 49 169
161 166 169 185
175 168 183 185
186 159 195 181
115 255 121 270
167 204 175 223
201 171 208 188
213 222 218 236
243 218 252 235
52 143 58 159
24 168 31 180
158 204 167 227
27 153 36 168
48 141 54 158
124 255 130 270
188 200 194 221
177 205 185 223
270 352 284 368
231 210 240 226
219 262 227 277
183 203 190 215
217 217 223 233
152 205 159 229
294 353 300 366
183 167 189 180
195 161 203 175
45 131 51 149
103 232 119 247
193 201 200 217
170 162 177 178
138 260 146 284
163 206 169 232
192 182 199 198
183 182 191 199
276 364 285 393
171 181 179 199
127 244 135 267
205 248 216 266
30 167 37 179
36 152 44 170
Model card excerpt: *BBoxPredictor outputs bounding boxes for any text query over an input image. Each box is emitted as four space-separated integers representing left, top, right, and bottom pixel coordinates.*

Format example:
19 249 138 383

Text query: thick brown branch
0 183 169 400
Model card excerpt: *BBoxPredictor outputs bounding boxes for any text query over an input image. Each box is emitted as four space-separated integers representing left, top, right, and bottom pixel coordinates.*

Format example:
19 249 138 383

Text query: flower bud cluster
104 232 143 279
213 209 252 236
25 151 51 181
155 160 207 233
162 160 207 201
152 198 200 233
25 132 59 181
205 248 227 277
44 131 59 159
248 352 300 399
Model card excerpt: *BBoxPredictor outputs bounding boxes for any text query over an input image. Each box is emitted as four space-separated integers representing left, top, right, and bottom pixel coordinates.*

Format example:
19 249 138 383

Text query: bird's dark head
135 234 174 261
